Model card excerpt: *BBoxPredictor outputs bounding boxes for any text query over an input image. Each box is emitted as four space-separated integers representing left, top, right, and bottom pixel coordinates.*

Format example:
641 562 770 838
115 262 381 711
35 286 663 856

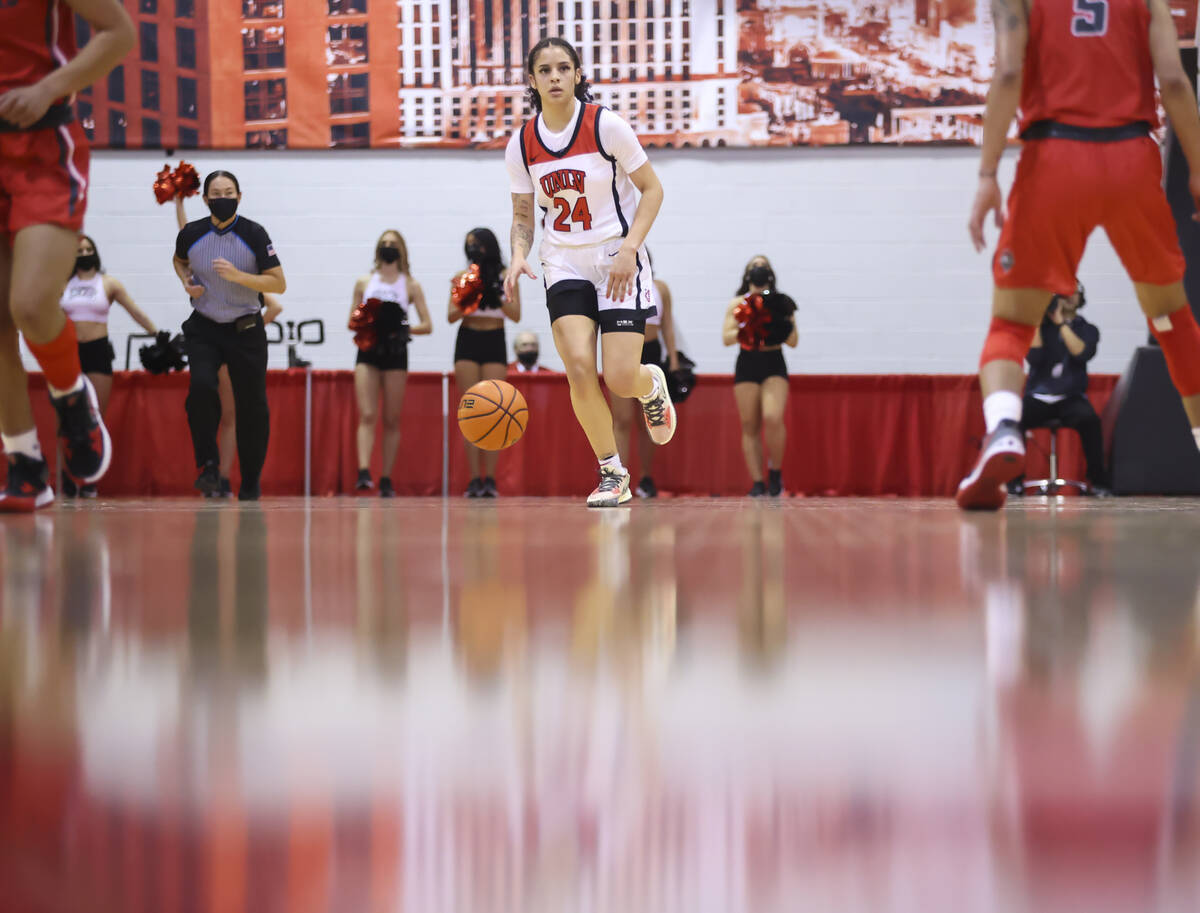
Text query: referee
173 170 286 501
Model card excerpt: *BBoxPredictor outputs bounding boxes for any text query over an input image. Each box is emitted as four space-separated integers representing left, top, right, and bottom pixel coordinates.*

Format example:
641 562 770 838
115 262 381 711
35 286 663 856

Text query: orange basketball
457 380 528 451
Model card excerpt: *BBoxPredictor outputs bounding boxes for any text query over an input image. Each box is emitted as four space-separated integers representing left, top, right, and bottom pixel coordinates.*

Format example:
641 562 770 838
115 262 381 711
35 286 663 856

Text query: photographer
1015 282 1109 494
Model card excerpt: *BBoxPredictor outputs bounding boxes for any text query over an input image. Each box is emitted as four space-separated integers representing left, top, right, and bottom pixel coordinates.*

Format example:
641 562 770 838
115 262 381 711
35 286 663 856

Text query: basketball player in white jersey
349 229 431 498
503 37 675 507
612 250 679 498
59 234 159 496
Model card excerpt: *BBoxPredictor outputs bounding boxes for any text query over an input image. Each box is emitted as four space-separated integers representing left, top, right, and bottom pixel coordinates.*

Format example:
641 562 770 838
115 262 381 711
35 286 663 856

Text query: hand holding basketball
458 380 528 451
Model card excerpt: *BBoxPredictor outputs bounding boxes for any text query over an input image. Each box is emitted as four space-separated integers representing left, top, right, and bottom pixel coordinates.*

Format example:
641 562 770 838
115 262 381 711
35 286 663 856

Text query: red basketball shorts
992 136 1184 295
0 121 89 239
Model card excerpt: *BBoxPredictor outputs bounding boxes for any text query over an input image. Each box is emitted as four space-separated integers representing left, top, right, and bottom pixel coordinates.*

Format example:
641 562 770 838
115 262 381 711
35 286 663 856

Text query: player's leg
378 368 407 498
761 373 789 496
12 224 111 485
354 362 380 491
0 238 52 511
734 380 765 495
1105 137 1200 443
959 139 1092 510
478 358 508 496
453 352 484 495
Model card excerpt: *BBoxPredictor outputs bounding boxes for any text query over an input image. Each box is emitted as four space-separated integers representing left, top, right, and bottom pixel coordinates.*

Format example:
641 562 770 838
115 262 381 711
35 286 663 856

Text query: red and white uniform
994 0 1183 294
506 100 656 317
0 0 90 237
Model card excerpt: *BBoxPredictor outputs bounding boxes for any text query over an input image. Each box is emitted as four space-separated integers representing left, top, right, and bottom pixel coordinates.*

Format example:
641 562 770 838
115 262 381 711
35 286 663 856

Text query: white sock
1193 428 1200 453
600 453 625 475
638 371 661 403
2 430 43 461
983 391 1022 433
48 375 84 398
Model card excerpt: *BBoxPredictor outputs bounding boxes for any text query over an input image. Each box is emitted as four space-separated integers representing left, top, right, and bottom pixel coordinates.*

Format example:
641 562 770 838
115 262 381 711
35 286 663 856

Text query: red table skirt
6 371 1119 497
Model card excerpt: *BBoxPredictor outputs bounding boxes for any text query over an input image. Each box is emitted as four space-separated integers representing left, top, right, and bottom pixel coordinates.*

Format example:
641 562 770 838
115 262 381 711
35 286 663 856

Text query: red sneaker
51 376 112 484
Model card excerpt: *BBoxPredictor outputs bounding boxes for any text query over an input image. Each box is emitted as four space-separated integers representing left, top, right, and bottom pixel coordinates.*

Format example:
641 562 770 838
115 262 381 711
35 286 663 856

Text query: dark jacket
1024 313 1099 399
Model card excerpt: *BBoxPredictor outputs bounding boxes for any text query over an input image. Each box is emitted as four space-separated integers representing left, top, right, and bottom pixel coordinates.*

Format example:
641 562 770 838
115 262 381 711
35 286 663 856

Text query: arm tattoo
512 222 533 258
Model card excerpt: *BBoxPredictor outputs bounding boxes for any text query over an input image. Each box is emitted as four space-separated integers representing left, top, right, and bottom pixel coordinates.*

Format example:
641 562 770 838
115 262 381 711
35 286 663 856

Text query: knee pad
1149 306 1200 397
979 316 1037 370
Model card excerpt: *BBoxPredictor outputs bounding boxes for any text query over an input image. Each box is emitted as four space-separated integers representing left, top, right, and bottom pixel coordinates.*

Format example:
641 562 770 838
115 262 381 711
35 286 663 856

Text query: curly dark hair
525 37 593 113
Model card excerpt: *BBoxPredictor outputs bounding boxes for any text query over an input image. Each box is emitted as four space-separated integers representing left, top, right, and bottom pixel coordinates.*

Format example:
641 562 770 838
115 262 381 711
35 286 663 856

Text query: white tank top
363 271 411 315
646 282 662 328
60 274 110 323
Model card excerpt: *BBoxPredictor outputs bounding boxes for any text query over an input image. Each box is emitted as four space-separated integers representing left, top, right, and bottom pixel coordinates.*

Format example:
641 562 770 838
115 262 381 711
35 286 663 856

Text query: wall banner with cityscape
77 0 1199 151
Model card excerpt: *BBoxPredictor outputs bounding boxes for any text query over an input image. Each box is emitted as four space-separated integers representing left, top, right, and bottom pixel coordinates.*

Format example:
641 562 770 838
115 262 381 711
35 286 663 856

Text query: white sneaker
587 465 632 507
956 419 1026 511
639 364 676 445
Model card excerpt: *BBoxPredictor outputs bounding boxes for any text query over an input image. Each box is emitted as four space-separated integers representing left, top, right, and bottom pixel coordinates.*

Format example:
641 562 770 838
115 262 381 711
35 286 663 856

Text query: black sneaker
60 473 78 498
194 460 220 495
956 419 1026 511
51 376 112 484
355 469 374 493
238 479 261 501
748 481 766 498
636 476 658 499
379 476 396 498
480 477 498 498
767 469 783 497
218 477 233 499
79 483 98 499
0 453 53 512
465 477 483 498
1006 478 1025 497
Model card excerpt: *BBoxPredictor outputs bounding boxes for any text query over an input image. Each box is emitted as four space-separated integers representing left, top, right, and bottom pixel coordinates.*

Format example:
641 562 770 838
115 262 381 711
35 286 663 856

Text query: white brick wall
71 146 1148 374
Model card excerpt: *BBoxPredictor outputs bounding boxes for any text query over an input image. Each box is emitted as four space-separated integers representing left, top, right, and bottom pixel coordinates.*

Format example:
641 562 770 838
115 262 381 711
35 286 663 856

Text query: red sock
25 320 81 392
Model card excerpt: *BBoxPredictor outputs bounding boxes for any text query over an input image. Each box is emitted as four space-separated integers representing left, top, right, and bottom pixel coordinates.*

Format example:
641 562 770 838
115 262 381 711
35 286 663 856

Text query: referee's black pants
183 310 270 485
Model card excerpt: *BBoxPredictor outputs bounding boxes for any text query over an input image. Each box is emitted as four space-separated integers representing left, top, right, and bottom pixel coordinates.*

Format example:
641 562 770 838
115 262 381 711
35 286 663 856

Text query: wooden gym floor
2 496 1200 913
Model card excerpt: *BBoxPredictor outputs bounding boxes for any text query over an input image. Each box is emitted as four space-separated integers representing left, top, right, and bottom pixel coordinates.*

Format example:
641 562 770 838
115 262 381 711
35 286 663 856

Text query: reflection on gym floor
2 498 1200 913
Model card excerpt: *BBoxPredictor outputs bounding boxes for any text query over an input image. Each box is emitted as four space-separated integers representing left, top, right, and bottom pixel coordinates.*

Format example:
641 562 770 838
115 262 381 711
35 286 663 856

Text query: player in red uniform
959 0 1200 509
0 0 133 511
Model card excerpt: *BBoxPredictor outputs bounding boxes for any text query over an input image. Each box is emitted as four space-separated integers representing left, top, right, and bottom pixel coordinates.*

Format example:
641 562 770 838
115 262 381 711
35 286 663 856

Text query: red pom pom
735 293 770 349
451 263 485 315
172 161 200 199
153 165 176 204
349 298 381 350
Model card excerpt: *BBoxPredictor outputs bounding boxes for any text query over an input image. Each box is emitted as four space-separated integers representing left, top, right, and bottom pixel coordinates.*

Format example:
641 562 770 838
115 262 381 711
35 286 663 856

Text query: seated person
508 330 555 373
1011 281 1109 494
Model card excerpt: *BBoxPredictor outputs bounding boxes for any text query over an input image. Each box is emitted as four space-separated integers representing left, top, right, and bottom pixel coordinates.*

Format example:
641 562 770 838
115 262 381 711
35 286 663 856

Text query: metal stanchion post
442 372 449 498
304 366 312 498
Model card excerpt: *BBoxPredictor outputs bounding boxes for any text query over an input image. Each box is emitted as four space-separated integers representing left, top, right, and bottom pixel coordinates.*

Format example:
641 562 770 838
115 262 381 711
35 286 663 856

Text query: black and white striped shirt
174 215 281 324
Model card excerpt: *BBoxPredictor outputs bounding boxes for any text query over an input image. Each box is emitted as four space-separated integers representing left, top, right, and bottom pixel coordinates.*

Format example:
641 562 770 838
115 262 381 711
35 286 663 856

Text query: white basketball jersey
60 274 110 323
507 101 648 249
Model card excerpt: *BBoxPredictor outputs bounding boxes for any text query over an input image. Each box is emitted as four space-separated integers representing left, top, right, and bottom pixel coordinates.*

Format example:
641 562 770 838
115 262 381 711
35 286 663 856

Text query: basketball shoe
956 419 1025 511
639 364 676 445
0 453 54 512
587 465 632 507
52 376 111 484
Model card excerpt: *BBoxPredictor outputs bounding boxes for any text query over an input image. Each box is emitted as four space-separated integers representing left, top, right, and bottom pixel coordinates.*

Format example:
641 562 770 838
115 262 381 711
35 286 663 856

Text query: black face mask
207 197 238 222
466 243 486 263
376 245 401 264
75 254 99 273
517 350 539 368
748 265 773 288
